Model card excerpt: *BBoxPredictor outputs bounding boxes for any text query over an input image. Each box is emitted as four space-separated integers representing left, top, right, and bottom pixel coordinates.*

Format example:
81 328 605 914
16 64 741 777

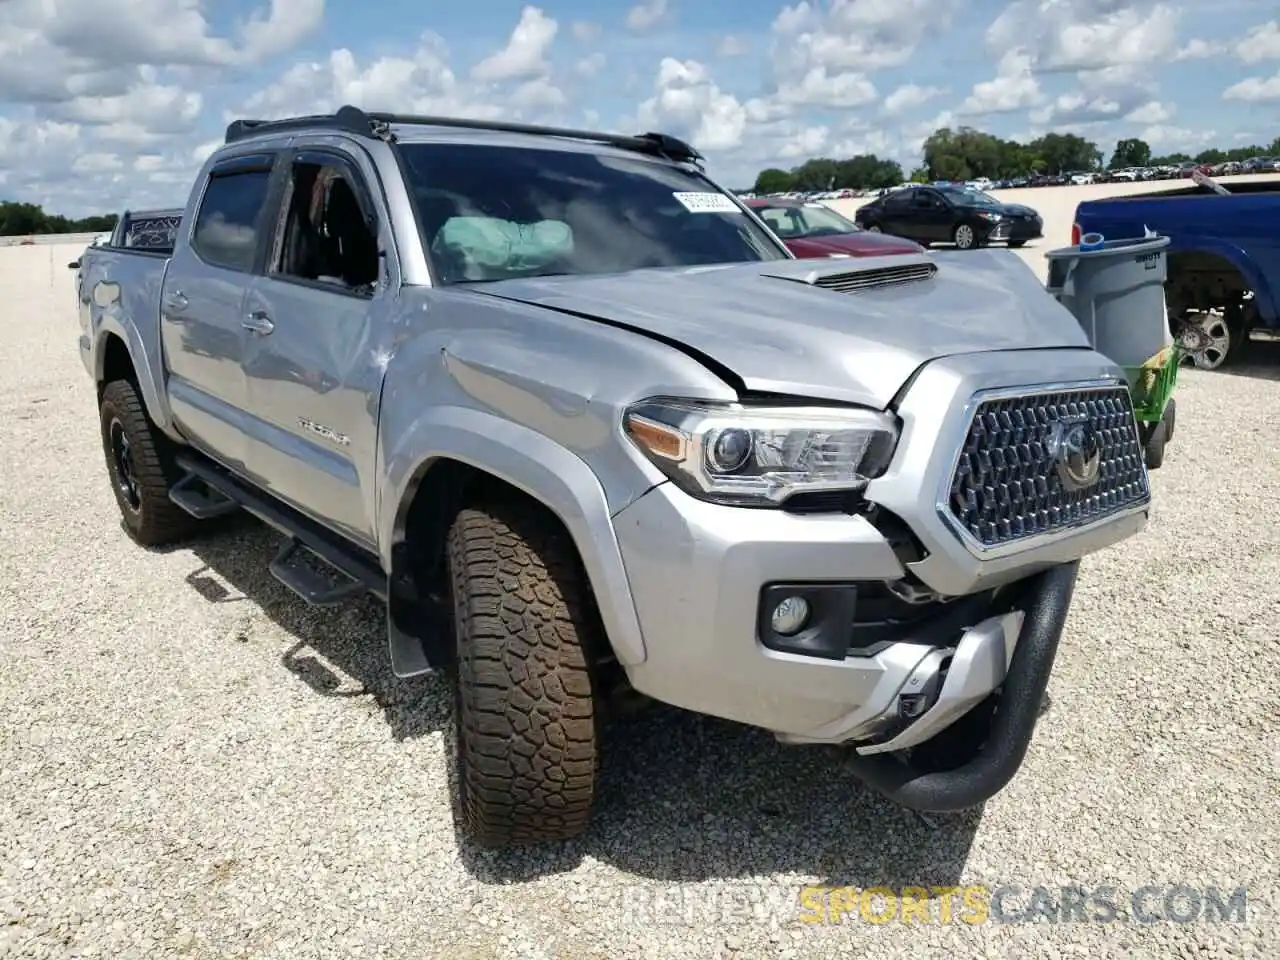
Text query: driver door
236 148 394 548
910 190 953 243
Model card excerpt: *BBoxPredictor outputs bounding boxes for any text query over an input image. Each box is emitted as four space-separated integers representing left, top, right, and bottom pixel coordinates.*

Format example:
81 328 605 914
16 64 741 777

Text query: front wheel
445 499 601 849
953 223 977 250
864 223 882 233
99 379 198 546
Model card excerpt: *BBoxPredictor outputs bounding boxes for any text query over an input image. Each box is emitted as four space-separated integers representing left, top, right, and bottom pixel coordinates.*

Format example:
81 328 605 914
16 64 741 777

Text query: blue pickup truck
1072 177 1280 369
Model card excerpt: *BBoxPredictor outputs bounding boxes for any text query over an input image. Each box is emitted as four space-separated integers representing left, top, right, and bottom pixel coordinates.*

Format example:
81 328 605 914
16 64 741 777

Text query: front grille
946 385 1149 547
812 262 936 293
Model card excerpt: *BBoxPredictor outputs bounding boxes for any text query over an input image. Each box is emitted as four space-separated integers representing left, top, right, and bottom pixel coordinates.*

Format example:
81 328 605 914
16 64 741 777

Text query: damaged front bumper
843 562 1077 811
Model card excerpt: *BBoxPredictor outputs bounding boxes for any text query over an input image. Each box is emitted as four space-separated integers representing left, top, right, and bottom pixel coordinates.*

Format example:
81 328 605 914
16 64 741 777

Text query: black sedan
854 185 1043 250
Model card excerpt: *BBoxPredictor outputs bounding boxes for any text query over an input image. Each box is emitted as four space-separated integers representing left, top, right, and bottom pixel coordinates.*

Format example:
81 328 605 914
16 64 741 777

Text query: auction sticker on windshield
672 192 742 213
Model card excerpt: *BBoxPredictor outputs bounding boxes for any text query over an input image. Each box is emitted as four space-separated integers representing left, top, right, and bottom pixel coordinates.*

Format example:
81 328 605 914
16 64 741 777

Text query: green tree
0 200 118 237
789 158 840 191
836 155 903 189
1109 138 1151 169
753 168 794 194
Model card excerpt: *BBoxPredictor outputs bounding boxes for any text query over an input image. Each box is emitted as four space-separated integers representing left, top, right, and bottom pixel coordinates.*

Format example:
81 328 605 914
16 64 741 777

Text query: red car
745 198 925 258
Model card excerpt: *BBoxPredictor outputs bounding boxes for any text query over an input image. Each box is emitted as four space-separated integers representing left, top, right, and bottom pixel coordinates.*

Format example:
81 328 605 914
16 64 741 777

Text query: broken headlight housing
623 399 899 506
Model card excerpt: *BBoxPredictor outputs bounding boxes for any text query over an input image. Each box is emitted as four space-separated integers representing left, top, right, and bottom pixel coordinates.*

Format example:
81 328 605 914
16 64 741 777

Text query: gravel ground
2 242 1276 959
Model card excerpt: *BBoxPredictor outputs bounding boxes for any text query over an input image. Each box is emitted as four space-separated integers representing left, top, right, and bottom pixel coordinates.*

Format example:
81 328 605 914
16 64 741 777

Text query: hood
467 251 1092 409
788 232 924 258
997 203 1040 218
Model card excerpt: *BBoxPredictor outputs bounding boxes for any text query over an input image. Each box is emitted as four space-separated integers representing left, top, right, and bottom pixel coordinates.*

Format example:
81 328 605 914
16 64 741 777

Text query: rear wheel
98 379 197 546
445 499 601 849
1173 307 1247 370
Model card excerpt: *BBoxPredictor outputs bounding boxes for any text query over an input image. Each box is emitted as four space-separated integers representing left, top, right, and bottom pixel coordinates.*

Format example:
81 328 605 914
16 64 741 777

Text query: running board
269 538 367 606
172 454 387 605
169 471 240 519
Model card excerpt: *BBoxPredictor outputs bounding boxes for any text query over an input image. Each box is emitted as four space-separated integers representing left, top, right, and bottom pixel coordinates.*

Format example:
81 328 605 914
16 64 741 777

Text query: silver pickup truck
73 106 1151 849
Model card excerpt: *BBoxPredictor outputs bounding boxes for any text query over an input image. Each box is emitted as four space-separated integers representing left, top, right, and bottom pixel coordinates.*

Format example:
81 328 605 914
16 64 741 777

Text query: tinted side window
191 170 272 272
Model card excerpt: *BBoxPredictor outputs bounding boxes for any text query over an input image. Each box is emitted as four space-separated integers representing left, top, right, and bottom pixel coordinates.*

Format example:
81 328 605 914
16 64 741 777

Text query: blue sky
0 0 1278 214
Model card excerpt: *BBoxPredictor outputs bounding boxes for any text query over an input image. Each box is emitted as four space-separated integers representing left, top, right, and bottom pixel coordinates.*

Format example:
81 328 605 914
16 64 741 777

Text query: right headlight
623 398 900 507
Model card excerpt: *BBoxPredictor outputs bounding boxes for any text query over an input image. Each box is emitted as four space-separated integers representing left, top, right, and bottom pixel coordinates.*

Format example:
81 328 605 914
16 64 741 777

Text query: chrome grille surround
939 380 1150 552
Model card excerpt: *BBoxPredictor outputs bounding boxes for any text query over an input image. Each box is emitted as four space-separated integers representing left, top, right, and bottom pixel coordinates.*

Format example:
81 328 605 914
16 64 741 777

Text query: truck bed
104 208 184 255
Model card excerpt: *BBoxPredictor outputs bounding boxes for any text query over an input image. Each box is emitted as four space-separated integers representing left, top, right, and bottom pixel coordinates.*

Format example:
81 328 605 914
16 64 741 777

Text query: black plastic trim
757 582 860 660
844 561 1079 811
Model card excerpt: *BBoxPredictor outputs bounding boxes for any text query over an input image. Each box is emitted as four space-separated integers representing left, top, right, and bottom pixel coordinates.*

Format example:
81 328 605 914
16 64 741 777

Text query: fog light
770 596 810 635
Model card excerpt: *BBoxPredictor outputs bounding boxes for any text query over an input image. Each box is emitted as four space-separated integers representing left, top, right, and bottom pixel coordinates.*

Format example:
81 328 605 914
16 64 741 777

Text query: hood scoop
759 252 938 294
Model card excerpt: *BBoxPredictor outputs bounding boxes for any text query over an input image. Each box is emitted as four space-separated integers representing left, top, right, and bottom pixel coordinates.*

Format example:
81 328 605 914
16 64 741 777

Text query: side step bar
168 472 240 519
269 538 368 606
171 454 387 605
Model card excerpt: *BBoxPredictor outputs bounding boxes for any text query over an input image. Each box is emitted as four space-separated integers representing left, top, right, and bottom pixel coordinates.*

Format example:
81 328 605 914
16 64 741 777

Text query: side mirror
68 260 80 269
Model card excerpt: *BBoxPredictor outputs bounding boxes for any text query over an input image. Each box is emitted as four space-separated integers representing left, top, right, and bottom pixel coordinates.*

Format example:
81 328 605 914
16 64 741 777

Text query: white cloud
772 0 956 76
986 1 1181 72
1124 100 1176 124
1223 71 1280 101
576 53 606 77
636 58 749 151
1237 21 1280 63
773 68 878 109
626 0 668 32
238 0 325 61
570 21 601 42
1175 38 1225 60
882 84 946 113
510 77 566 110
959 50 1042 115
1140 124 1218 151
471 5 558 82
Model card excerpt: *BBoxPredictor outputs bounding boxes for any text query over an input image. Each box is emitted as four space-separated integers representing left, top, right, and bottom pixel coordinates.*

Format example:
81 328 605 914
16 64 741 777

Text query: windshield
396 142 787 284
754 202 859 238
945 187 999 206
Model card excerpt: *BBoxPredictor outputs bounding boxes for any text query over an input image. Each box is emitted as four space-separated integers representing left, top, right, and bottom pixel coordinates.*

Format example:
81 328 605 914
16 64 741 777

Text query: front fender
379 404 647 666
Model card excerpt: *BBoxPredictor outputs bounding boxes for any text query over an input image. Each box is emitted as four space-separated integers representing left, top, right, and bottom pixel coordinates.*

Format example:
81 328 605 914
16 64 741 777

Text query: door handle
165 290 188 311
242 311 275 335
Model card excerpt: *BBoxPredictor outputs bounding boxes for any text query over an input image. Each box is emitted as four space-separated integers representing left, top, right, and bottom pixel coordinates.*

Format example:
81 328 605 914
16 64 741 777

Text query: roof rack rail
365 111 703 164
224 105 389 144
221 103 703 164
